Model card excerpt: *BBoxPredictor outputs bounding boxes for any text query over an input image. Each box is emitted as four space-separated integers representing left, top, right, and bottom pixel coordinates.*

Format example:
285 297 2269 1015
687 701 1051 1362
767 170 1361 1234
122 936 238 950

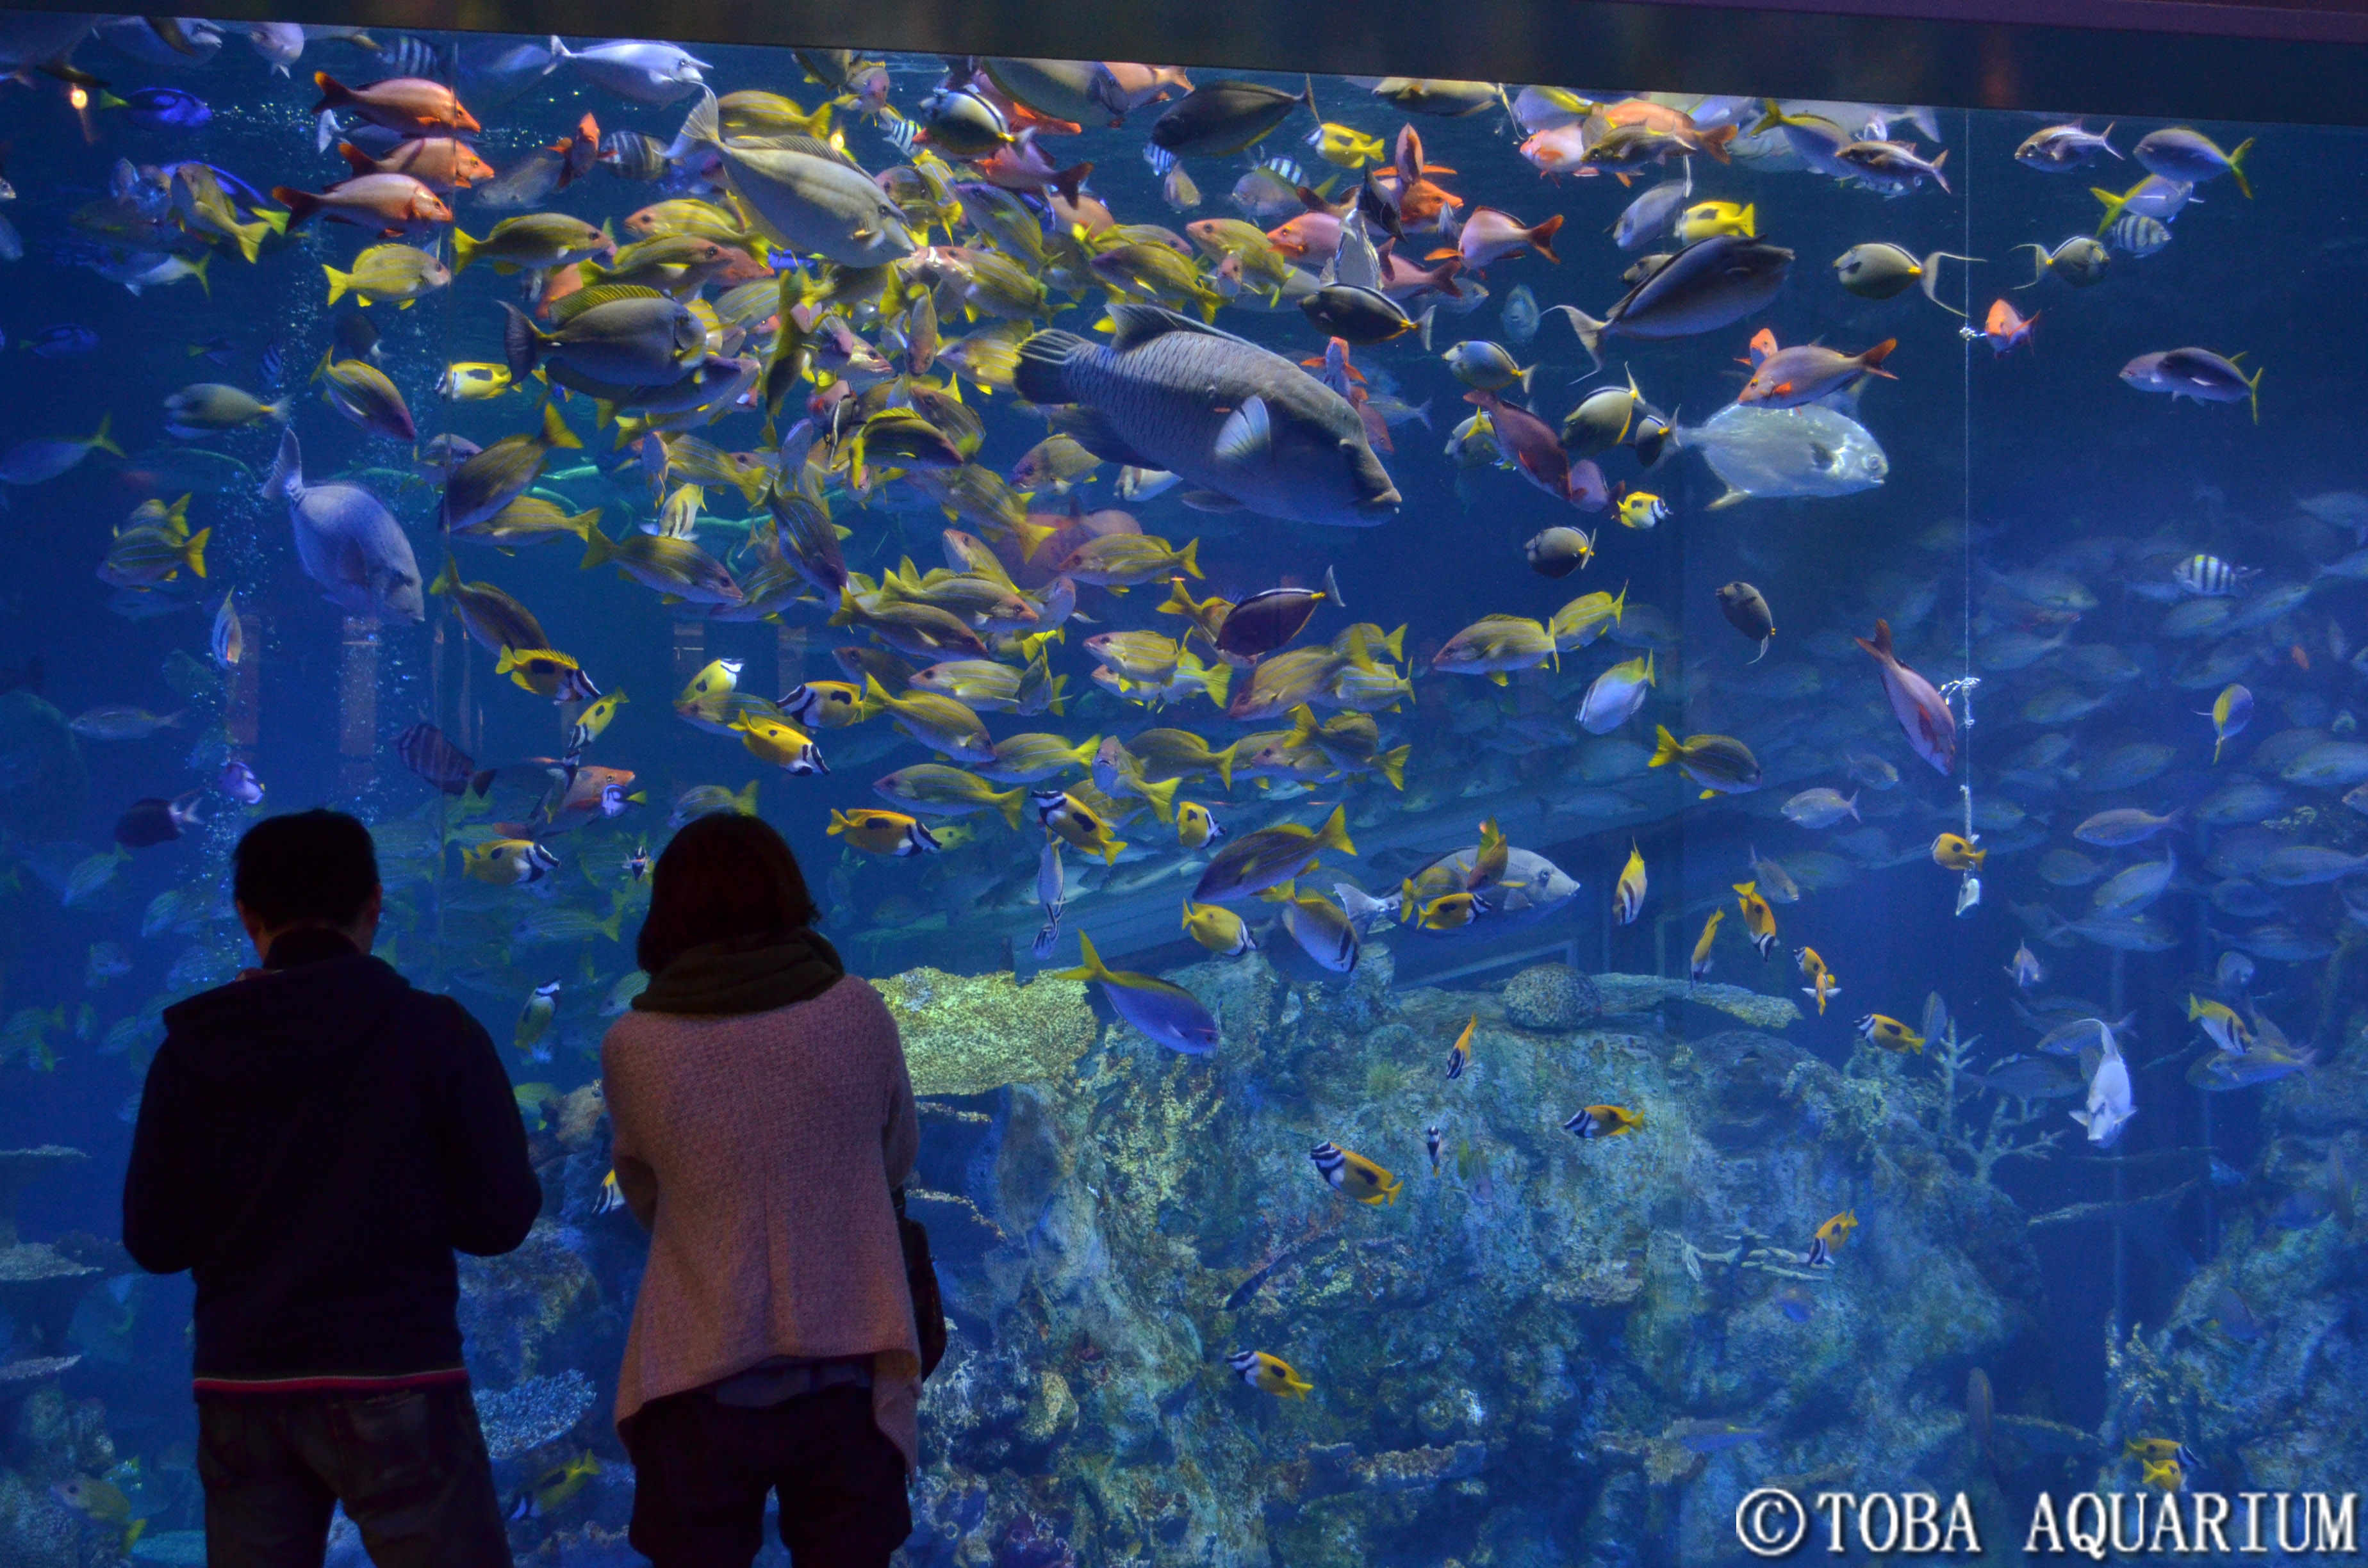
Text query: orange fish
1599 97 1702 135
549 111 602 188
270 172 452 234
311 70 479 135
1968 298 2038 356
338 136 496 192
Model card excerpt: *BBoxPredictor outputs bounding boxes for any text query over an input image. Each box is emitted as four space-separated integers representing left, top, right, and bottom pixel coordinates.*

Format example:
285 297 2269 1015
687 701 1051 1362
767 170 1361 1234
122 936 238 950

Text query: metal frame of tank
8 0 2368 122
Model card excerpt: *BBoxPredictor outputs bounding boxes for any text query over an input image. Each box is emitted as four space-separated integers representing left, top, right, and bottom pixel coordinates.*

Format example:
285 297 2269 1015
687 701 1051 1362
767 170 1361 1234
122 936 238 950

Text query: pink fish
1518 124 1591 176
1375 242 1463 301
1436 207 1563 271
1856 619 1956 774
1265 210 1341 265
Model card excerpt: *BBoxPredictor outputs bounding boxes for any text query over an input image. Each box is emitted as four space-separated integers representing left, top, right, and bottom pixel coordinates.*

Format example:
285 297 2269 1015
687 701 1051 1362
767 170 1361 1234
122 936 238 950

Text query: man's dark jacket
123 929 542 1392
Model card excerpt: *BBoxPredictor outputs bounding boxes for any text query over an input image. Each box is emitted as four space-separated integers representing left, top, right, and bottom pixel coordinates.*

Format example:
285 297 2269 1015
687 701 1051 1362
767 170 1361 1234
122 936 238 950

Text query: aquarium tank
1 2 2365 1562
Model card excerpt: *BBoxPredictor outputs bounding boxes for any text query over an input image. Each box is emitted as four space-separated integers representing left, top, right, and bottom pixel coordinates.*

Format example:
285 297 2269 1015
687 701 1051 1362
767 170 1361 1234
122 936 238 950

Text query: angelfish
1855 618 1955 774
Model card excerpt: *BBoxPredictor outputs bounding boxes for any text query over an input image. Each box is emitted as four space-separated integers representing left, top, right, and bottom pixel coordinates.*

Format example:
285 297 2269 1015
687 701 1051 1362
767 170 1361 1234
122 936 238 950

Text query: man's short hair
233 809 381 929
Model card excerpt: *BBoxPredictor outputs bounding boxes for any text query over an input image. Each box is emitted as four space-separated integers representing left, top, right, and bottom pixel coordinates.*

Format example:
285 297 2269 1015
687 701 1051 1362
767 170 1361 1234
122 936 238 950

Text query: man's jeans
197 1383 512 1567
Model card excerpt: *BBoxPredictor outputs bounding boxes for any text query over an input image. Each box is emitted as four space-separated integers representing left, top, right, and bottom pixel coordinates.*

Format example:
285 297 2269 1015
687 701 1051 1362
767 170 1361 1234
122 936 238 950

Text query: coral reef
457 1222 601 1387
875 970 1097 1097
1499 964 1600 1030
862 949 2039 1566
476 1368 600 1464
2094 1036 2368 1501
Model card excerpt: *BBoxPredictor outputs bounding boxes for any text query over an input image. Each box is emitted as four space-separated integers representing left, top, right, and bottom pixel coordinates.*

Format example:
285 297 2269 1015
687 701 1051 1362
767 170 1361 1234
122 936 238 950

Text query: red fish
1856 619 1956 774
1465 389 1604 510
969 133 1092 202
550 112 601 190
1969 297 2037 356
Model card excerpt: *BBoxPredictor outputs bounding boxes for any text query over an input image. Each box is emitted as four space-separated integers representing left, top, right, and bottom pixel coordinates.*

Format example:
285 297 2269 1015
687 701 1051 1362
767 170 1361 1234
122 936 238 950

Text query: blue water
0 18 2360 1564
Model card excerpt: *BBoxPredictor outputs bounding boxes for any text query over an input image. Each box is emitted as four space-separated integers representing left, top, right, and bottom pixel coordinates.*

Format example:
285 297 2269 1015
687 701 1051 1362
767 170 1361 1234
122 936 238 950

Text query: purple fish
117 86 213 129
217 759 265 804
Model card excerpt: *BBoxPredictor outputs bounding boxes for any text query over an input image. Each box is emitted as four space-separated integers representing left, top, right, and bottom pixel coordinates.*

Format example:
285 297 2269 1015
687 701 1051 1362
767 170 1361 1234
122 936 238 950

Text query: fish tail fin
859 674 897 721
1529 212 1563 263
1212 741 1239 790
2227 136 2254 199
1198 659 1231 708
451 227 479 275
261 428 300 500
566 507 604 539
2089 184 2130 234
1377 744 1409 790
1928 147 1950 194
429 553 457 597
191 251 213 298
501 302 550 379
322 263 350 306
2244 362 2263 424
1139 774 1180 825
1051 930 1114 983
1855 617 1894 660
1415 304 1435 353
87 413 122 458
678 86 721 152
1178 536 1202 580
270 185 320 229
1859 338 1898 377
1315 803 1356 857
183 526 211 577
1736 200 1755 237
994 786 1026 829
1649 724 1681 768
539 400 582 450
576 525 614 569
1547 304 1604 367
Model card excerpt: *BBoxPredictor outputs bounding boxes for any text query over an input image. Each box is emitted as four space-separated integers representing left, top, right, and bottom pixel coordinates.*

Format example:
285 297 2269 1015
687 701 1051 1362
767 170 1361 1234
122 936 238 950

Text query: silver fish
1673 402 1887 508
259 430 423 623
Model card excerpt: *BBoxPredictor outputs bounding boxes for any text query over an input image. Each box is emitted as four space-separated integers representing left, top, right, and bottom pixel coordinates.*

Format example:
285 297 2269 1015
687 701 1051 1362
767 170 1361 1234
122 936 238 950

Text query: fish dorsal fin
550 283 669 325
1107 303 1235 352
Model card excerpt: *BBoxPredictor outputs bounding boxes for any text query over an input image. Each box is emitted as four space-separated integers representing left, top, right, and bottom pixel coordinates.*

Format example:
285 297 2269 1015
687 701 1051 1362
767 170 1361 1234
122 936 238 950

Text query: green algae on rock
876 968 1098 1096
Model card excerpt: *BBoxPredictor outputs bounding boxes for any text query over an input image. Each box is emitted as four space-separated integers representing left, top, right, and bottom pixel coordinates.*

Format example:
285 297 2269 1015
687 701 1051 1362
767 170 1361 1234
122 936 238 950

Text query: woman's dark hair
233 809 381 928
636 813 817 974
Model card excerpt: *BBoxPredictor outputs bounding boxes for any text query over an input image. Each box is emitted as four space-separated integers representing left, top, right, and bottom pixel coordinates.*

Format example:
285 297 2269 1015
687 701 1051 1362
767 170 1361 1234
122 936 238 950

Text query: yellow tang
569 690 627 749
828 808 941 856
1732 880 1777 957
1176 800 1222 850
1310 1141 1401 1205
1614 842 1647 926
1690 908 1723 981
1181 900 1255 956
732 714 827 775
1228 1349 1313 1398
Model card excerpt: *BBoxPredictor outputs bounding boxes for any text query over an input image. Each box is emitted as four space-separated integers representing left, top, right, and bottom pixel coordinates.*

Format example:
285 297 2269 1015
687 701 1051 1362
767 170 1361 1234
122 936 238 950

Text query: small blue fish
25 325 99 358
116 86 212 129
